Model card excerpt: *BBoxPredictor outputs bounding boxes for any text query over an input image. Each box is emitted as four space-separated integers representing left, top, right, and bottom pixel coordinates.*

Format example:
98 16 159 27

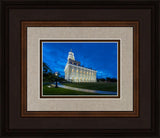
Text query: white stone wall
64 64 97 82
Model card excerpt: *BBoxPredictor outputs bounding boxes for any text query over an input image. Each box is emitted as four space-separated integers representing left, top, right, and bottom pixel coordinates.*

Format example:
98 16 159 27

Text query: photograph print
41 40 120 97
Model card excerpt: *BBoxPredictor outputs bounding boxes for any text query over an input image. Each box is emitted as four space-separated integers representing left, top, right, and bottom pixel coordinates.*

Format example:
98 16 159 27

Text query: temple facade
64 50 97 82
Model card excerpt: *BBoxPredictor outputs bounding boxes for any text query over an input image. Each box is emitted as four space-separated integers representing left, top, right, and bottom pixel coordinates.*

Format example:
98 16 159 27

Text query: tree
106 77 117 82
43 62 52 73
106 77 111 82
99 78 105 82
110 78 117 82
43 63 66 83
43 62 54 82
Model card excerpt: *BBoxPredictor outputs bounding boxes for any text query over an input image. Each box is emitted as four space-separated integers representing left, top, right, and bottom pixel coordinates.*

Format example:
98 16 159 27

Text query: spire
67 50 75 61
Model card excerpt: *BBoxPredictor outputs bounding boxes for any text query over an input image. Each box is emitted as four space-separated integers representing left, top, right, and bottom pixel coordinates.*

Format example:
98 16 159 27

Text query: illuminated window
72 69 74 72
87 72 88 74
76 70 78 72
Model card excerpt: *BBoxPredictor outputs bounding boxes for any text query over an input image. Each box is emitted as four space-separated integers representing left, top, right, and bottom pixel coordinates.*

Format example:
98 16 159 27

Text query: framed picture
21 21 139 117
40 40 120 98
1 0 159 137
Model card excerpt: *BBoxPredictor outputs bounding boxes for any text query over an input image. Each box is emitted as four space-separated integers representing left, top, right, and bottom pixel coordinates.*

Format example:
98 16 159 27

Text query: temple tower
64 50 97 82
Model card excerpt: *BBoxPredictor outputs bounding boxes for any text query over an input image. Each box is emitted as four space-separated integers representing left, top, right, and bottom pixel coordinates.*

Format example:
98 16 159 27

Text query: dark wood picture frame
1 0 160 137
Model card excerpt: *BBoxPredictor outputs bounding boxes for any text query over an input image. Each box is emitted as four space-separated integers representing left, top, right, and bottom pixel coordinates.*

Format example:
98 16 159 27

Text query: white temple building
64 50 97 82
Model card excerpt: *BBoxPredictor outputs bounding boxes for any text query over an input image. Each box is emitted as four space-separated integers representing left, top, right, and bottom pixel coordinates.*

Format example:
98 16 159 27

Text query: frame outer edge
1 0 160 136
0 1 2 136
1 0 8 136
151 2 159 136
157 1 160 136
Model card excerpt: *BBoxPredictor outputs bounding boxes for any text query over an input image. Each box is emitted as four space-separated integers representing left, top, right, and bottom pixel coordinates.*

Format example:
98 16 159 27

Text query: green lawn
43 85 103 95
63 82 117 92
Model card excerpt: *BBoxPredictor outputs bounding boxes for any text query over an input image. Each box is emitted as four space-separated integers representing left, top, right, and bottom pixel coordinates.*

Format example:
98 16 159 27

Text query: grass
43 85 103 95
63 82 117 92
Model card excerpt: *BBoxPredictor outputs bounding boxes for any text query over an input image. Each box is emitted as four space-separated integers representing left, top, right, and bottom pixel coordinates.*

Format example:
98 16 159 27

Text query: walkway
58 83 117 95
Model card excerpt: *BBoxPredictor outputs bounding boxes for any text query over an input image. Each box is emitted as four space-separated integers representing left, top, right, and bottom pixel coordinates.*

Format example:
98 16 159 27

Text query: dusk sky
42 42 118 79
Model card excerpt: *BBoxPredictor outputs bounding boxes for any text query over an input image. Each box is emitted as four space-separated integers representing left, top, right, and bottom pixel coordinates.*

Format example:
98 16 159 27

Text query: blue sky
43 42 118 79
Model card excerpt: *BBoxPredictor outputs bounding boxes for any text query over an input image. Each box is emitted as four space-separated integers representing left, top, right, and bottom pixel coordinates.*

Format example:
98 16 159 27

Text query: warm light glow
55 72 58 76
72 69 74 72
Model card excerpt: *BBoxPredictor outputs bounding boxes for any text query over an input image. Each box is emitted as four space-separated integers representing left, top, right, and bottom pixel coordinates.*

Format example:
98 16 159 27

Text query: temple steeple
67 49 75 61
64 50 97 82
